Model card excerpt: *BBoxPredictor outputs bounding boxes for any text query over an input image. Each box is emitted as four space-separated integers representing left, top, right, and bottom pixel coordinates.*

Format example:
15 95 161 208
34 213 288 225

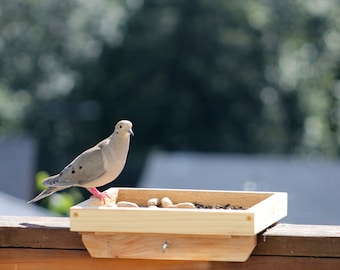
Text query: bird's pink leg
87 187 110 203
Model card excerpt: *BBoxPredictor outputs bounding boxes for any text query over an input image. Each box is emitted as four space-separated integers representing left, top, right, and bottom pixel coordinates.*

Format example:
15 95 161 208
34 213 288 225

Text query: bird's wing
43 146 106 187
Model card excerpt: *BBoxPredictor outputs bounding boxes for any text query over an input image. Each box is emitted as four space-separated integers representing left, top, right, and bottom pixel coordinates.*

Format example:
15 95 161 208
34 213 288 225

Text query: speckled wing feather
43 146 106 187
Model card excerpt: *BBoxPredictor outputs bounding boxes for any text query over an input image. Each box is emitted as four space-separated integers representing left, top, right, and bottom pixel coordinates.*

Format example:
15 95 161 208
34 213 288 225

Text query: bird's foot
87 187 111 205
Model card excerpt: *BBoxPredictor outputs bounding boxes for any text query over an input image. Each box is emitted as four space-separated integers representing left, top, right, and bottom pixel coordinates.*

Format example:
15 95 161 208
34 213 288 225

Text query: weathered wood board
2 217 340 269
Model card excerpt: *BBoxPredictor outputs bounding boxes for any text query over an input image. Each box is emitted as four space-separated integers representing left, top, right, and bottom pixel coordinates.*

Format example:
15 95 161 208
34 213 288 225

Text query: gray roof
0 190 54 216
139 151 340 225
0 136 55 216
0 136 36 200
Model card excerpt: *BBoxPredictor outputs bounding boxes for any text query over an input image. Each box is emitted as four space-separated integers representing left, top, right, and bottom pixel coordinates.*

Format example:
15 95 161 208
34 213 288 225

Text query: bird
28 120 134 203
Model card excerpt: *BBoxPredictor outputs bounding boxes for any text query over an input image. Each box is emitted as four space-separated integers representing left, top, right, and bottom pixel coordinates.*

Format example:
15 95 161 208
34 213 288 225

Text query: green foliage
35 171 50 191
47 190 83 216
1 0 340 212
34 171 84 215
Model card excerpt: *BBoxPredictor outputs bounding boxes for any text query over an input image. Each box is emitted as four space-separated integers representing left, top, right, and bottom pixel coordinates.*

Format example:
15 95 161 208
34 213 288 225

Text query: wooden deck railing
1 216 340 269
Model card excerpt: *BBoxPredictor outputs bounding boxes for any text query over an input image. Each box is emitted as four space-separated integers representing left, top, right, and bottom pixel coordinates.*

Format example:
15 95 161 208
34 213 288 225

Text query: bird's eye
119 125 122 128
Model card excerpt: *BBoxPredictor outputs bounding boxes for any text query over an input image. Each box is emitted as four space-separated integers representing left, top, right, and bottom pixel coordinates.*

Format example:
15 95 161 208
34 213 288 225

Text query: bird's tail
42 174 60 186
28 186 67 203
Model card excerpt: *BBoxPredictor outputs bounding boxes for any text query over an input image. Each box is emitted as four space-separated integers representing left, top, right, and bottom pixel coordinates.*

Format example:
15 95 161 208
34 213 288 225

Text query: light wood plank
82 232 256 261
70 188 287 237
71 206 255 235
115 188 271 207
252 192 288 234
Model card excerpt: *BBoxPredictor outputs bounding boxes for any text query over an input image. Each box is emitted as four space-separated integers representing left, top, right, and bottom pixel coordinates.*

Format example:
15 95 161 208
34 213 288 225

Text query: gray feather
27 186 67 203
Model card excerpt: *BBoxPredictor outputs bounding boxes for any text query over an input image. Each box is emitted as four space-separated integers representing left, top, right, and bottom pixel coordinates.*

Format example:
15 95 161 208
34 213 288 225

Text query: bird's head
114 120 134 137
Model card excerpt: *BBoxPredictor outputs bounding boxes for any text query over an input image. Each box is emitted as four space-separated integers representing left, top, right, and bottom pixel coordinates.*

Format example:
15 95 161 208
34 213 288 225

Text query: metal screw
162 241 169 253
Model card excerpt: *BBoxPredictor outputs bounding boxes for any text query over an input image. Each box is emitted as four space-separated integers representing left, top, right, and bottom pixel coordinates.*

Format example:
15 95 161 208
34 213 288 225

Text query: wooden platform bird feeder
70 188 287 262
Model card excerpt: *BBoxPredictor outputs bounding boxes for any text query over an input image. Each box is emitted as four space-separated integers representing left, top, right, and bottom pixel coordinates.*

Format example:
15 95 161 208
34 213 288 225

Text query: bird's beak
129 128 134 136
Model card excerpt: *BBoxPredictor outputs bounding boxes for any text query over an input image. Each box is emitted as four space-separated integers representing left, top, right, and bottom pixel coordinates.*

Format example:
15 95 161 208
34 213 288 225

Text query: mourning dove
28 120 134 203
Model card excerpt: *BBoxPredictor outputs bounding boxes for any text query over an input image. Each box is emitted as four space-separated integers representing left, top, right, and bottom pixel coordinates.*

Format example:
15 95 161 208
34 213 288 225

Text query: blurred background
1 0 340 223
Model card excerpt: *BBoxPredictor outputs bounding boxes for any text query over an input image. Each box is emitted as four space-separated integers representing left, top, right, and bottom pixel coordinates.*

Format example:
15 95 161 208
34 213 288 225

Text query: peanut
161 197 173 208
170 202 196 209
116 201 139 208
147 197 160 207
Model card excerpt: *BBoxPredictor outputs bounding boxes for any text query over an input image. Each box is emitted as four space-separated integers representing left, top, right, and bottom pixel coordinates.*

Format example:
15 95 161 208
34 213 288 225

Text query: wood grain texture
209 256 340 270
70 188 287 236
1 217 340 269
0 216 83 249
113 188 271 207
1 249 340 270
82 232 256 261
254 223 340 258
0 248 211 270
